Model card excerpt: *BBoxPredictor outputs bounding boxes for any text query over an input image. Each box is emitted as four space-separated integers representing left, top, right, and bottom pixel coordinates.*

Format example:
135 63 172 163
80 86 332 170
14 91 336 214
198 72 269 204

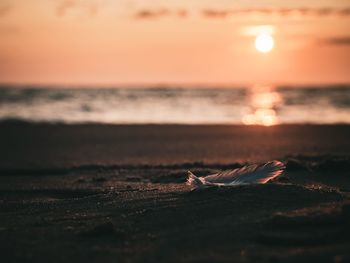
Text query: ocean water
0 85 349 125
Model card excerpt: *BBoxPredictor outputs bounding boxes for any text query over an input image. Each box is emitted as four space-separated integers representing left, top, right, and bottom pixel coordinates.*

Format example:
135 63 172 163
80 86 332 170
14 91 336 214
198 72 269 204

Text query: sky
0 0 350 86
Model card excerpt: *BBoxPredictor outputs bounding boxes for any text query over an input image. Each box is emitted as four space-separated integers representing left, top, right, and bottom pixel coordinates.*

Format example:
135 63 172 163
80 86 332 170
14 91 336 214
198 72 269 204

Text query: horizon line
1 82 350 89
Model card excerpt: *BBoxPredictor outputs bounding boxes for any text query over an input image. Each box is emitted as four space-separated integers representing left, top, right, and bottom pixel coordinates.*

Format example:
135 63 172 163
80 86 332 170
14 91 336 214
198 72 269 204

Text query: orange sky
0 0 350 86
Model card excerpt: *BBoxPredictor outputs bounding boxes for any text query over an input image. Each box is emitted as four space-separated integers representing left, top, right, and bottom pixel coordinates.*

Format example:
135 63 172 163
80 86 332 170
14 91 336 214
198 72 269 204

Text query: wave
0 85 349 124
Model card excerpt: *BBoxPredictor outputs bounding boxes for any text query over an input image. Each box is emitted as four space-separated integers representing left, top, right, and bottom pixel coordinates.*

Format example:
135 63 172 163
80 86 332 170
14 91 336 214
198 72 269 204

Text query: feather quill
186 160 285 189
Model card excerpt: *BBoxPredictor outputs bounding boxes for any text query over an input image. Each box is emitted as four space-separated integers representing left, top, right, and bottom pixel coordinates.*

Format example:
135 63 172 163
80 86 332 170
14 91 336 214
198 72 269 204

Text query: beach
1 123 350 262
2 0 350 261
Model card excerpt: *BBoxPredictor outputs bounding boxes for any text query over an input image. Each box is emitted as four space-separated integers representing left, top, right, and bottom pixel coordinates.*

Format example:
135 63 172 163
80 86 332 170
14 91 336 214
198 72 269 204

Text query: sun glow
255 33 274 53
242 86 282 126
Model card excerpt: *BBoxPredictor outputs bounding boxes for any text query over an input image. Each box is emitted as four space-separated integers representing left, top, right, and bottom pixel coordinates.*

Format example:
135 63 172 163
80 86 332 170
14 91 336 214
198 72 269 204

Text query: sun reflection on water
242 86 282 126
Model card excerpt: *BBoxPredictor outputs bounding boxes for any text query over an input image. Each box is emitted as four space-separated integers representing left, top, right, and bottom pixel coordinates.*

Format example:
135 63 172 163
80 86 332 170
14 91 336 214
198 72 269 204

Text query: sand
0 122 350 262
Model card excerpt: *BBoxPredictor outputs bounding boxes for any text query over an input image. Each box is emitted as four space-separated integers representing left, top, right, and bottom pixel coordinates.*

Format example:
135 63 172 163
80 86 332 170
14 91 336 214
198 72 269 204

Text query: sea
0 85 349 125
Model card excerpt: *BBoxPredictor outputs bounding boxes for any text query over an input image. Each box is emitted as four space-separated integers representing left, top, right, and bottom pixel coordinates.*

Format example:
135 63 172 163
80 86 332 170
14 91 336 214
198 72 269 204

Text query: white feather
186 161 285 189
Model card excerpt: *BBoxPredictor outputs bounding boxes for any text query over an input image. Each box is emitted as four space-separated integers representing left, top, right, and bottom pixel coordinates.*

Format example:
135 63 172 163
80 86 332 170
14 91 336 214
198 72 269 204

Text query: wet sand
0 123 350 262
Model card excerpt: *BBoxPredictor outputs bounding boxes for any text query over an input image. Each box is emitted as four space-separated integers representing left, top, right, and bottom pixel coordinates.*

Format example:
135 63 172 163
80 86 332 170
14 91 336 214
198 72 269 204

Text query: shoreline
1 122 349 169
2 119 350 126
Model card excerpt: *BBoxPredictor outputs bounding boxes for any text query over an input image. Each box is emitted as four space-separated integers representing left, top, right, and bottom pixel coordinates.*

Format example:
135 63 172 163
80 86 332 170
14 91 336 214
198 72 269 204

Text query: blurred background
0 0 349 125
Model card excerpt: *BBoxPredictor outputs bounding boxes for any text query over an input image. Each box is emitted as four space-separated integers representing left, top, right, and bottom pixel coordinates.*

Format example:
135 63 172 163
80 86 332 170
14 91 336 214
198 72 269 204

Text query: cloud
56 0 99 17
321 36 350 46
134 8 169 19
338 8 350 16
202 10 230 18
56 0 75 16
134 8 188 19
131 7 350 20
0 4 12 17
201 7 350 19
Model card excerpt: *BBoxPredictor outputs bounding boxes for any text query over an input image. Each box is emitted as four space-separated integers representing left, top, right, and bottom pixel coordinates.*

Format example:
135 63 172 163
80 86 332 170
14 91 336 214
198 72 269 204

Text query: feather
186 160 285 189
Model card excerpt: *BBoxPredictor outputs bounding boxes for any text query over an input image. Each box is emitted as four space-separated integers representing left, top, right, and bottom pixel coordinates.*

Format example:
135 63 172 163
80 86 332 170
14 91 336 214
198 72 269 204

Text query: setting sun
255 33 274 53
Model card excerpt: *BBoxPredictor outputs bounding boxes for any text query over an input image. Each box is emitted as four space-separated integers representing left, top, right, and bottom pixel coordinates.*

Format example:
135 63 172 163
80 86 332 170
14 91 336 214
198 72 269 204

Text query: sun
255 33 274 53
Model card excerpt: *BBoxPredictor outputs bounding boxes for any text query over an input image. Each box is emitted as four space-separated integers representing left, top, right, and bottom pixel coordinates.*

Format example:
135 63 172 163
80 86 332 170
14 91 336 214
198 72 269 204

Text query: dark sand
0 123 350 262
